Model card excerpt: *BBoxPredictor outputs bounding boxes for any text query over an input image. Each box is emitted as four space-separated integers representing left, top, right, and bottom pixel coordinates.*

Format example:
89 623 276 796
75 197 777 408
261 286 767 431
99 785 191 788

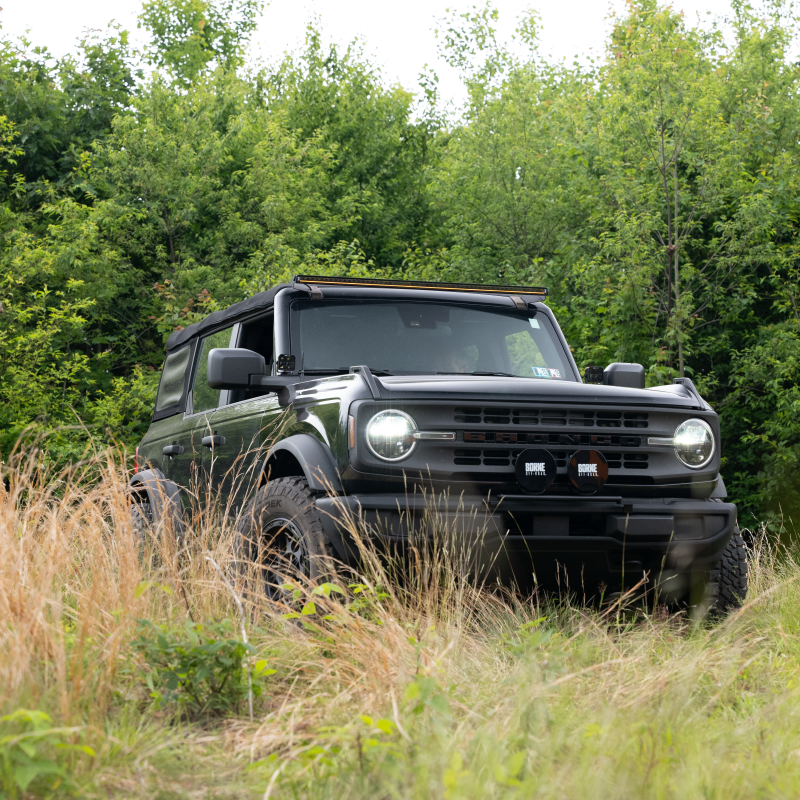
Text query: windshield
290 299 575 380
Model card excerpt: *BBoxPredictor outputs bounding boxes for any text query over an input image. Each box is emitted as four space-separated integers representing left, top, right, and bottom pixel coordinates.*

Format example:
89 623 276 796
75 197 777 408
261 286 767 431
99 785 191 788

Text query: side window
228 313 274 405
155 344 193 414
193 328 233 413
239 313 274 372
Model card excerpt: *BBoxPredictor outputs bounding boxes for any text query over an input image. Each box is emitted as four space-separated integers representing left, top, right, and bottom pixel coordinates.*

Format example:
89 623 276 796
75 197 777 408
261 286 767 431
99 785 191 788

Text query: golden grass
2 448 800 798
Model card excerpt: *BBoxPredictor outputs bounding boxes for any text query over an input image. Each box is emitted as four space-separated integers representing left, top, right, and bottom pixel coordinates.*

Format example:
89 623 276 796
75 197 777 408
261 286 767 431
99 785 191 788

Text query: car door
163 327 235 513
203 312 285 512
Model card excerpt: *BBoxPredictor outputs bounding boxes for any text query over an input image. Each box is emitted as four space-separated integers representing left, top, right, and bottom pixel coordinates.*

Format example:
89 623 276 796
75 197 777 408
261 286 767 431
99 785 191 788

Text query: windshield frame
286 294 580 382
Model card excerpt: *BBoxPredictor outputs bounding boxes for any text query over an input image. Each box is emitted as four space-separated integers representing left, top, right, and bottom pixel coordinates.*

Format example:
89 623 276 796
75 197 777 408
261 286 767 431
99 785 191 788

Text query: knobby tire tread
710 526 748 613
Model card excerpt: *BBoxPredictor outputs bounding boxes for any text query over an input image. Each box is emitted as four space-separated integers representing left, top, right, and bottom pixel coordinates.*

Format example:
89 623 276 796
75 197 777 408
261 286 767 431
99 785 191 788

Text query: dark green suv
131 275 747 609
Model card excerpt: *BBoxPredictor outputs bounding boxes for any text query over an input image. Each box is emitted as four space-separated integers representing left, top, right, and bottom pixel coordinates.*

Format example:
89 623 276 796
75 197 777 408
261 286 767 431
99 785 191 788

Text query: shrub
132 619 272 718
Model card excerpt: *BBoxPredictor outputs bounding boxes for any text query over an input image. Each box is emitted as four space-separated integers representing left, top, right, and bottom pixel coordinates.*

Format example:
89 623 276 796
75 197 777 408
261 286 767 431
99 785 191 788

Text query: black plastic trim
265 434 343 492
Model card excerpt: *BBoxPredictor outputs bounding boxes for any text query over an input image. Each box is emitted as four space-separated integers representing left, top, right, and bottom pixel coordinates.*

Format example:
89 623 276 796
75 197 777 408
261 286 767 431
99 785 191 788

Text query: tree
139 0 262 86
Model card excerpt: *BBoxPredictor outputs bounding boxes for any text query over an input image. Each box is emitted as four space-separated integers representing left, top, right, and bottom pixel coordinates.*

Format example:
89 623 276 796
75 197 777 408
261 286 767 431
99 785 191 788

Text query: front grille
455 407 649 428
446 402 660 484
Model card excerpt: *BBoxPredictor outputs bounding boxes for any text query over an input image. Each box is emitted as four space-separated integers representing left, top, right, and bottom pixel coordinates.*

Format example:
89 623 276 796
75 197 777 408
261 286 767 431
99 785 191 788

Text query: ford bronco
130 275 748 609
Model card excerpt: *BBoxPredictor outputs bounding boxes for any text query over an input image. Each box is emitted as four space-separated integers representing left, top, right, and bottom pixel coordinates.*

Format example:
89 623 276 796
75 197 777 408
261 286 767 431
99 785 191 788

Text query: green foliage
262 28 446 269
0 29 138 200
139 0 263 85
132 619 272 718
90 365 162 447
0 709 94 798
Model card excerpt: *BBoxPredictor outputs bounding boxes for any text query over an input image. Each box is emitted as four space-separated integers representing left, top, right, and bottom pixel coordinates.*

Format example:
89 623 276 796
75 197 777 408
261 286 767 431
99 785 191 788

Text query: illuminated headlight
366 410 417 462
673 418 715 469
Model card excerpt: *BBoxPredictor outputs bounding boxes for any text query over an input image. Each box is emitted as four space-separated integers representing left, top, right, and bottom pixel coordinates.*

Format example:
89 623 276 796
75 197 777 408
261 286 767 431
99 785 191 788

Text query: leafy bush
0 709 95 798
132 619 273 718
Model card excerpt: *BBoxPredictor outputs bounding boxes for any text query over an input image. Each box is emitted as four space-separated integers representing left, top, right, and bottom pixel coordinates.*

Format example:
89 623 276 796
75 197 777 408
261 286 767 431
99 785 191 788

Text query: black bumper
316 493 737 596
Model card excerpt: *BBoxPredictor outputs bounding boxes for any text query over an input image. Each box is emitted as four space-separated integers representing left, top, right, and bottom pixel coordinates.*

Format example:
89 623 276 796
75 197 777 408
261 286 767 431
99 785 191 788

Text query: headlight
366 410 417 461
673 418 715 469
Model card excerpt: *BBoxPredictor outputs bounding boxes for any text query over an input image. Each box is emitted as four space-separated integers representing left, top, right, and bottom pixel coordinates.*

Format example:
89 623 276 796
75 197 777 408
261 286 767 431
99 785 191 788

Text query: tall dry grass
2 447 800 798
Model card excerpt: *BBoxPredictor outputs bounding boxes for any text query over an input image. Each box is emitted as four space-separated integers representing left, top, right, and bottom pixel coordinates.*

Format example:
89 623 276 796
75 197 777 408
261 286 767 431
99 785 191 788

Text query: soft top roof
166 283 291 352
165 274 551 352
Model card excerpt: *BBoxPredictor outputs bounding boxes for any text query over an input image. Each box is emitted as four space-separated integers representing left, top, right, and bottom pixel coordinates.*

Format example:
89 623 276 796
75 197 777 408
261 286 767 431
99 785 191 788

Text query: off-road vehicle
131 275 747 609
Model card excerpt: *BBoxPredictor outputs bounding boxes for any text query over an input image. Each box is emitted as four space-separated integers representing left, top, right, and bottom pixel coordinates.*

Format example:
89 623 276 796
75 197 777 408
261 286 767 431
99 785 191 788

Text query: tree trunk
673 158 684 377
674 244 684 377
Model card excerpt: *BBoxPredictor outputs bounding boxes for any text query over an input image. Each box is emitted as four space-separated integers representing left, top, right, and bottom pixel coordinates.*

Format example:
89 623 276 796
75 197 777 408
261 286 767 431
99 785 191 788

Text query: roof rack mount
293 274 548 297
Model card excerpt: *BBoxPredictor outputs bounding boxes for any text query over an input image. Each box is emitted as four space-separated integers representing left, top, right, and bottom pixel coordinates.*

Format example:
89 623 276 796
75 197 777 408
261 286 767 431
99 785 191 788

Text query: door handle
162 444 185 456
201 434 226 449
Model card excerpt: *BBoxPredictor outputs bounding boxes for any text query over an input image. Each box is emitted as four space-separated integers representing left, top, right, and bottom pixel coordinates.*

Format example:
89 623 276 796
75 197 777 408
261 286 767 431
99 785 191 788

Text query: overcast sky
2 0 738 103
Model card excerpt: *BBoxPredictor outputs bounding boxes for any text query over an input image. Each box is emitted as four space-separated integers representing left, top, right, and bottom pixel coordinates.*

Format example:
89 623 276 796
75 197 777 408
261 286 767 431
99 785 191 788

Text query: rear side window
155 344 193 415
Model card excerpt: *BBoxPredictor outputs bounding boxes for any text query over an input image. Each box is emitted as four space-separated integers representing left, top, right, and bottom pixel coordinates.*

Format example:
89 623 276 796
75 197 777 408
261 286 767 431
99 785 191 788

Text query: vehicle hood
377 375 702 409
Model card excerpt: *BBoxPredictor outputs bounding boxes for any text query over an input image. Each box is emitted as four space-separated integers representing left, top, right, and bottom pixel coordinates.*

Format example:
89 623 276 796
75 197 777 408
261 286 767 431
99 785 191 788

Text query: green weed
0 710 94 798
132 619 274 719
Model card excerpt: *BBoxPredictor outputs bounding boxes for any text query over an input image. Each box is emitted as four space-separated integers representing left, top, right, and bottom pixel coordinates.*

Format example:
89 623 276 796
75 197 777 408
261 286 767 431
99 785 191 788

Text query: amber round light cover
567 449 609 494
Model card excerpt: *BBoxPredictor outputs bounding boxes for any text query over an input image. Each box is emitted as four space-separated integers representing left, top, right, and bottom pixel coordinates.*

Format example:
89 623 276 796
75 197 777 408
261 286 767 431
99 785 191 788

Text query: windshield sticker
529 318 540 329
548 368 562 378
532 367 550 377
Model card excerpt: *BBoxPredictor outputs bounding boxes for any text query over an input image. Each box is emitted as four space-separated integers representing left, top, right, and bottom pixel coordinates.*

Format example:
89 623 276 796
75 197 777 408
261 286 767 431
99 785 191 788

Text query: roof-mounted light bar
292 274 548 296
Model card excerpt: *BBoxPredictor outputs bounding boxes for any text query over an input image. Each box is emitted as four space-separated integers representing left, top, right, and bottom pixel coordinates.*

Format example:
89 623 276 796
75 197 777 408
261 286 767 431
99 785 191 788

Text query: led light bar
293 274 548 296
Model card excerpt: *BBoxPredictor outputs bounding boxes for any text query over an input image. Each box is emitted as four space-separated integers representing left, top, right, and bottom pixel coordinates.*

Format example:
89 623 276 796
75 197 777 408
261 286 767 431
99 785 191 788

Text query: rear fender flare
263 434 342 493
128 468 185 535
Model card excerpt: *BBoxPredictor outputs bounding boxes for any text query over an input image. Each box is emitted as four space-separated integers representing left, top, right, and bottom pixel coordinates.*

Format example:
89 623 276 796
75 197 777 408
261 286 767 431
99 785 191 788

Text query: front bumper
315 493 737 596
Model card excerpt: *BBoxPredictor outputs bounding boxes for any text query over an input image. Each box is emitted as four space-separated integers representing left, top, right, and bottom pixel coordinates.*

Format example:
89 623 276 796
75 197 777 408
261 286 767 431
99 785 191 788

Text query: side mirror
207 348 265 389
603 362 645 390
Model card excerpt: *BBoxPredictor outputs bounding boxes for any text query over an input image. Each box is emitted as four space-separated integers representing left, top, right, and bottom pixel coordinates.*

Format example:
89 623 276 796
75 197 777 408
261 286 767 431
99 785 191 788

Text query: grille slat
463 431 642 448
458 406 649 429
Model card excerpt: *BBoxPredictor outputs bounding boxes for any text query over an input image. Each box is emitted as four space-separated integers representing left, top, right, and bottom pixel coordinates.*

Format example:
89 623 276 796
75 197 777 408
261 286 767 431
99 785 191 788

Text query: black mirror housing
207 348 266 389
603 362 645 390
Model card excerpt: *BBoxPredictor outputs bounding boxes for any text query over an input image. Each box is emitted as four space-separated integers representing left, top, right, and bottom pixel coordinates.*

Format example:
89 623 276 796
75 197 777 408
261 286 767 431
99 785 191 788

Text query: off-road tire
131 497 154 540
236 477 338 601
710 526 748 613
129 497 155 559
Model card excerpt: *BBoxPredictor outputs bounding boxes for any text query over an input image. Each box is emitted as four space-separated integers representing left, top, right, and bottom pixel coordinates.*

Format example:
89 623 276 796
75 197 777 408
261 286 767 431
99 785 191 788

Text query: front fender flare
265 434 343 493
128 468 185 535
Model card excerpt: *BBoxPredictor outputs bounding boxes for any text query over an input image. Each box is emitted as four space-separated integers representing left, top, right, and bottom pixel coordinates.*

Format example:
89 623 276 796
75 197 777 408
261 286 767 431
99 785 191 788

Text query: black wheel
710 526 749 613
236 477 338 601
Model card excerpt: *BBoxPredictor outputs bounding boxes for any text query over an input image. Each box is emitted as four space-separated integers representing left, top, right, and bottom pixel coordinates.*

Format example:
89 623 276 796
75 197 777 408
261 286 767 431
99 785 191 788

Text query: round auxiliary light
673 418 715 469
366 410 418 462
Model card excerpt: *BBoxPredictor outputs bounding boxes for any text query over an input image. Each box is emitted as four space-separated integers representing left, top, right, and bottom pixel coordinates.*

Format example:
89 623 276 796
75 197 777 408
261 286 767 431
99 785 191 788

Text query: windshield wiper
302 367 394 376
435 371 522 378
301 368 349 375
